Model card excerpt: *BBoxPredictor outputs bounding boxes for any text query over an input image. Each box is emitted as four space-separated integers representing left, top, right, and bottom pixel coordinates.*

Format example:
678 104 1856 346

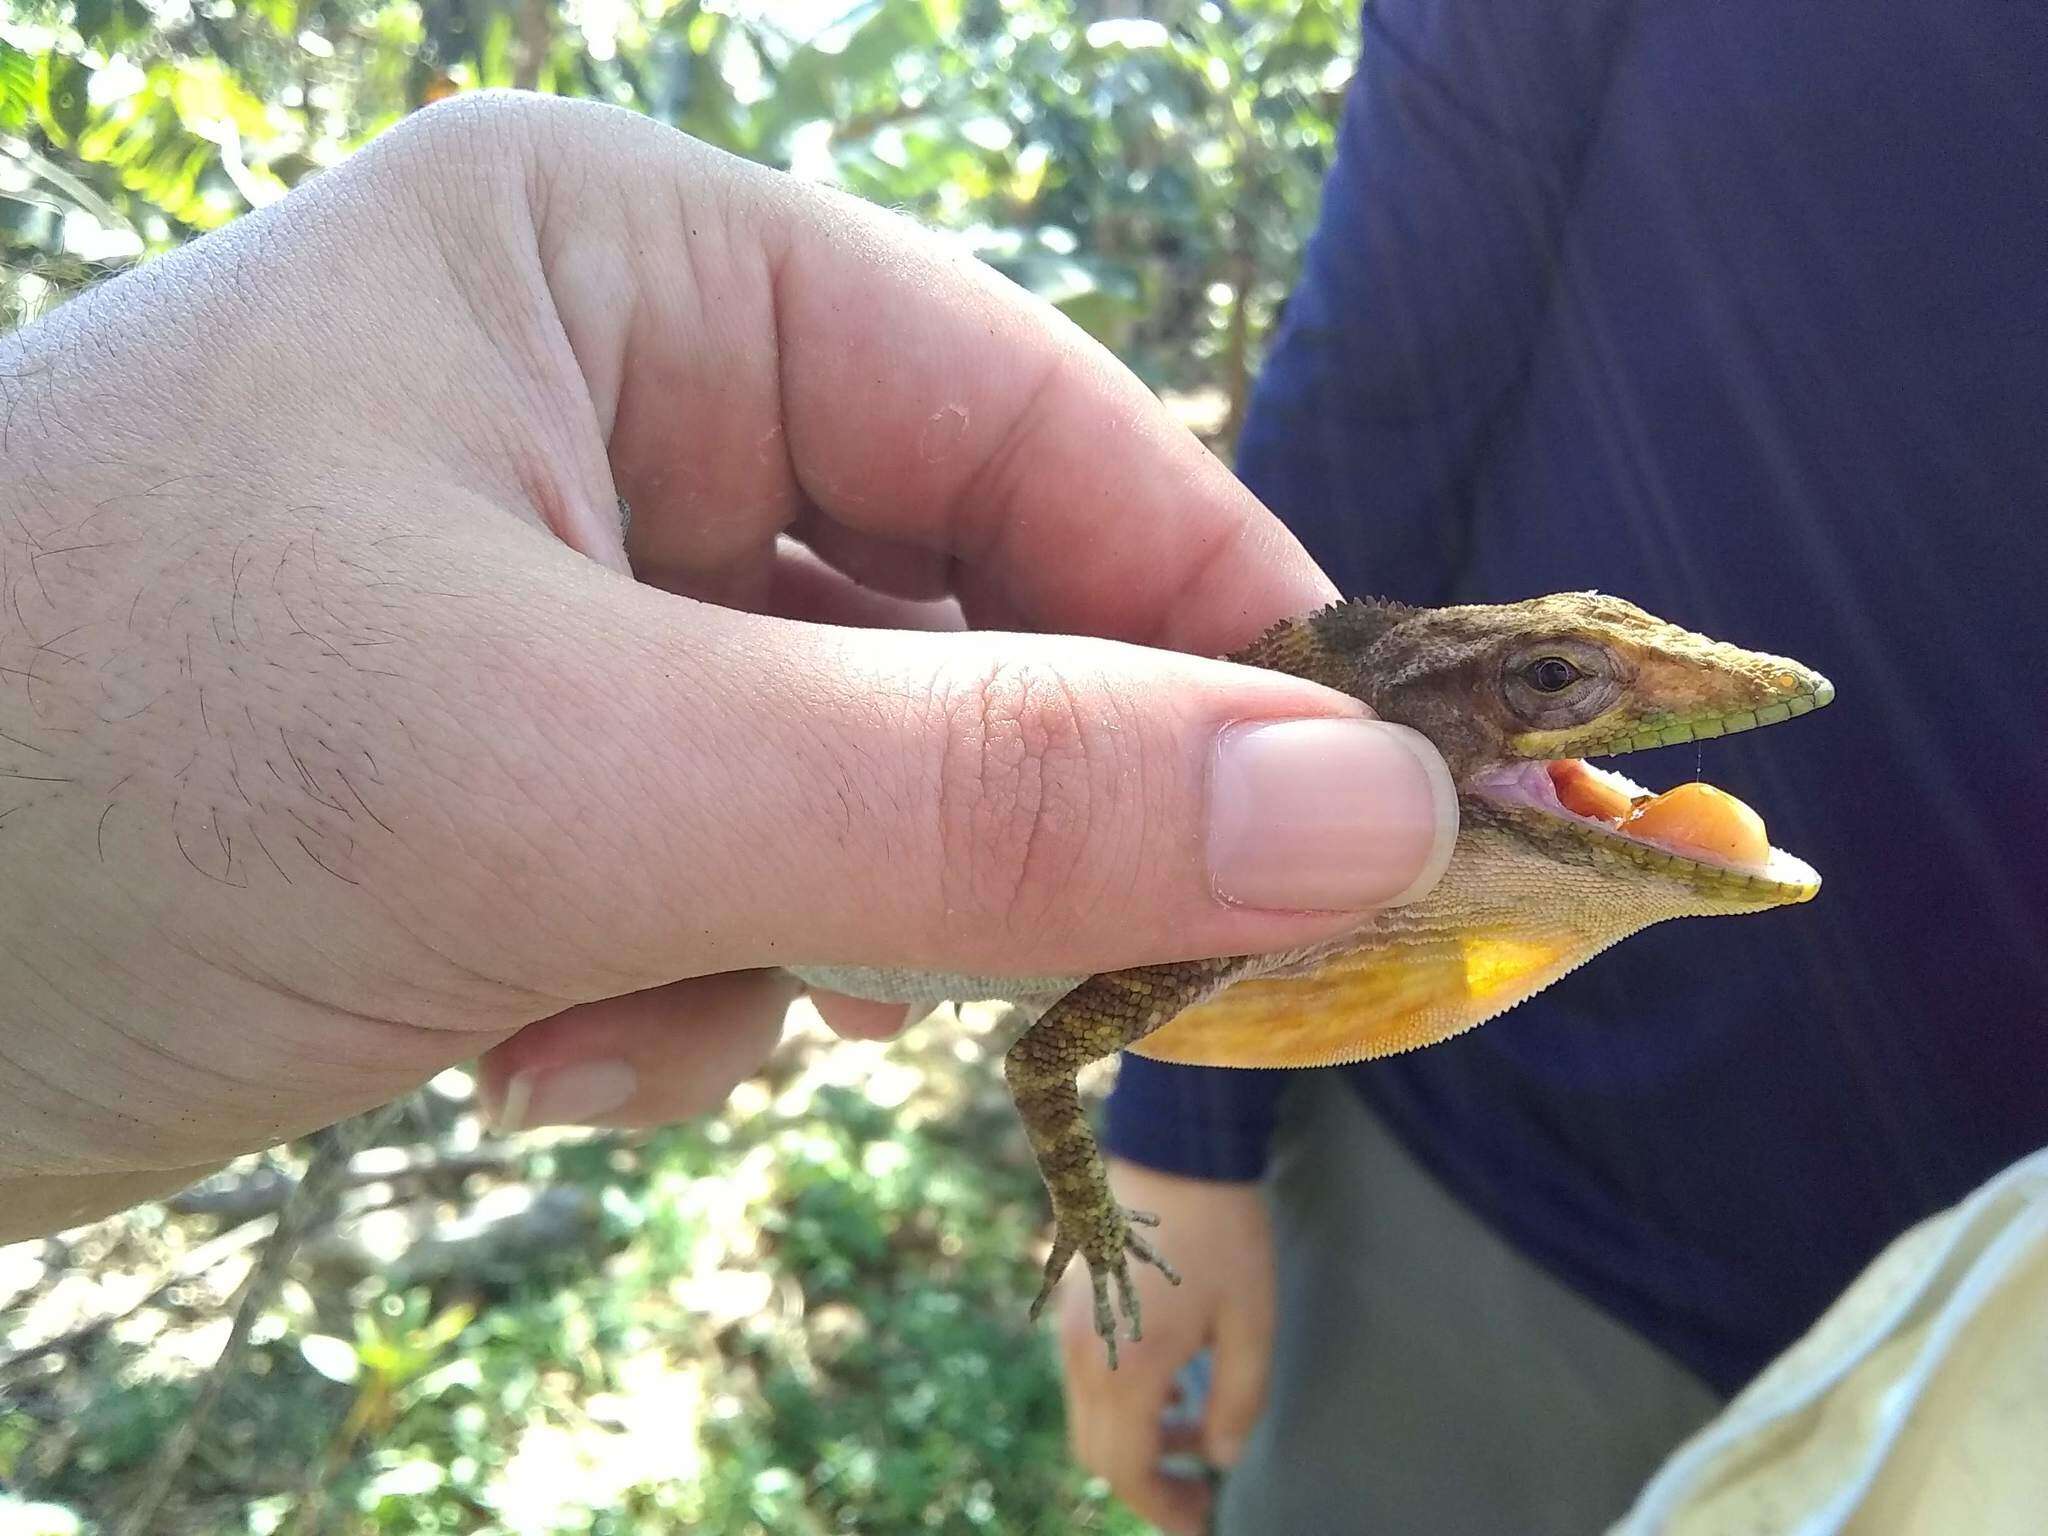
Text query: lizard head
1238 591 1834 911
1356 590 1830 766
1135 593 1837 1072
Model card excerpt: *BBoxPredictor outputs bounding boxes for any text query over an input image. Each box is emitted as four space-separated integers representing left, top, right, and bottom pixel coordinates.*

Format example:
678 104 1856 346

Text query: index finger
548 104 1338 655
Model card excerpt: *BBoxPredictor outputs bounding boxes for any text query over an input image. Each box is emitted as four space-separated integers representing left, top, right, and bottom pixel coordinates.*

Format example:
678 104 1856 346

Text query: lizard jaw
1465 757 1821 905
1467 672 1834 907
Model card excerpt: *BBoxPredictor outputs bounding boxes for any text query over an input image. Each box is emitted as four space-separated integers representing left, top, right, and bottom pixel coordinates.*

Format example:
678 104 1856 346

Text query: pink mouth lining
1465 759 1638 828
1465 758 1770 875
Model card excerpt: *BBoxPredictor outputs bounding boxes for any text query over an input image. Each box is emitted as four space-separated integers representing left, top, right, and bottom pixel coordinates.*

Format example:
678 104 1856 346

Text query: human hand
0 93 1453 1237
1059 1161 1275 1535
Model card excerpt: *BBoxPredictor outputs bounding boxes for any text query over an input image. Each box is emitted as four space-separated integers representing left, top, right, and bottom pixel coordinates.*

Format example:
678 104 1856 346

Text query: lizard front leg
1003 956 1246 1367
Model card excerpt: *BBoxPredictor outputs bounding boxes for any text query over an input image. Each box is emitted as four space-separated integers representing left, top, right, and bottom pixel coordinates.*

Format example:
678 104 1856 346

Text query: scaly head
1239 590 1833 909
1366 591 1828 760
1134 593 1835 1070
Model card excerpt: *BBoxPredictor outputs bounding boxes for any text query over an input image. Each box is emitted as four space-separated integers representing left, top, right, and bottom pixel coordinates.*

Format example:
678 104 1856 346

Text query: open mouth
1465 690 1832 903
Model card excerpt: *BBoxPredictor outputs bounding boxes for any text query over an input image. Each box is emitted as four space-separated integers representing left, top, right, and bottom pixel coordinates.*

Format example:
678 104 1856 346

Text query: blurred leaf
0 1494 85 1536
302 1333 364 1383
250 0 299 37
362 1456 445 1501
0 42 37 132
167 58 272 140
71 0 153 53
774 2 934 130
478 7 518 89
35 53 90 146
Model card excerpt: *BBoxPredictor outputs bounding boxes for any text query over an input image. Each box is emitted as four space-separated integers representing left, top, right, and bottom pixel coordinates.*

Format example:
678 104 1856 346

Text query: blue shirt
1105 0 2048 1394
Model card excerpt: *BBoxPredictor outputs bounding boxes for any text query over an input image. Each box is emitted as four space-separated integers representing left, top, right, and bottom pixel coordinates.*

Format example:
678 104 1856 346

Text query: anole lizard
796 592 1834 1364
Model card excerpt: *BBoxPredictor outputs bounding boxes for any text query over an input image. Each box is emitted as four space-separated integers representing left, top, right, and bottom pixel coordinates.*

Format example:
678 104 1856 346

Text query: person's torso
1245 1 2048 1389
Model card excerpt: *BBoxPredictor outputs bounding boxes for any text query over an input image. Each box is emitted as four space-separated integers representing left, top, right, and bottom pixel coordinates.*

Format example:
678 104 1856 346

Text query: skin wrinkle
934 349 1074 569
664 218 795 589
772 642 929 940
936 657 1102 947
757 238 833 582
0 945 256 1171
967 661 1043 931
344 157 560 533
478 208 622 566
699 633 850 954
184 918 546 1043
506 702 638 962
1001 663 1098 937
583 139 782 593
927 664 978 936
765 208 904 539
1151 519 1260 653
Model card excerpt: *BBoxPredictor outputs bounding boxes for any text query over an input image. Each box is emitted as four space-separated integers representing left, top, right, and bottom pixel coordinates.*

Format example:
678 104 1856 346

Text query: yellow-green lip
1567 676 1834 759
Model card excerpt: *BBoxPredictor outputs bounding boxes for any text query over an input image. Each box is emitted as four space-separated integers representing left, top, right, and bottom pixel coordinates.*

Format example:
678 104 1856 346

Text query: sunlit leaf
0 42 33 132
363 1456 445 1501
300 1333 362 1384
1084 18 1170 51
477 8 518 89
1007 140 1050 202
167 59 271 140
415 1301 477 1355
249 0 298 40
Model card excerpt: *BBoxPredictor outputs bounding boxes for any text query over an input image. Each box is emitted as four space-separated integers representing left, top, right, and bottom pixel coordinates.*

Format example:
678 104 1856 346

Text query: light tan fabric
1612 1145 2048 1536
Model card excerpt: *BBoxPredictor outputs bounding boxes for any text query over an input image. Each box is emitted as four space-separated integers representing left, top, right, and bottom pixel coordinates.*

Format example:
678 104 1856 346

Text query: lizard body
795 592 1834 1363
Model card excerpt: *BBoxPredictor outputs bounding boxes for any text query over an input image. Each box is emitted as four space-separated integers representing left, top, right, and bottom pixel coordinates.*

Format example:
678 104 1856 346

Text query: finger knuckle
379 89 546 174
931 659 1112 939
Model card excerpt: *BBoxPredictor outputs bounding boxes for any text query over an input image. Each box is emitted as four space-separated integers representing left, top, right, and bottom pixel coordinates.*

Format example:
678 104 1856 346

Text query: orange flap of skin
1128 929 1600 1069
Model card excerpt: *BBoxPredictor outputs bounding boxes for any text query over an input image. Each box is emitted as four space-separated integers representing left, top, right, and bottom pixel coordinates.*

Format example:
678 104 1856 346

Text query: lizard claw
1030 1201 1181 1369
1029 1237 1076 1323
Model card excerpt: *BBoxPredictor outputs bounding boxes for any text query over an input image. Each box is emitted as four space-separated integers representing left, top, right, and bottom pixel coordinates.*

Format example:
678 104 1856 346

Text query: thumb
555 595 1457 991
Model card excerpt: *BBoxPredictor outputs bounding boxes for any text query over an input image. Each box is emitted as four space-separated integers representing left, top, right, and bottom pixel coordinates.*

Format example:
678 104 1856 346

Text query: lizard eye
1502 638 1621 726
1521 656 1583 694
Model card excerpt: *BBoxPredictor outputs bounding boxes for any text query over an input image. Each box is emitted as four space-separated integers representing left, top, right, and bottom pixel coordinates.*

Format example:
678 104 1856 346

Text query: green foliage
58 1376 199 1476
2 0 1356 407
5 1014 1157 1532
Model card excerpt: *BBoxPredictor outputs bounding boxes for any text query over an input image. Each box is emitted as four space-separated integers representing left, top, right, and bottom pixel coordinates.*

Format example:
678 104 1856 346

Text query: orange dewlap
1623 781 1771 867
1129 927 1594 1069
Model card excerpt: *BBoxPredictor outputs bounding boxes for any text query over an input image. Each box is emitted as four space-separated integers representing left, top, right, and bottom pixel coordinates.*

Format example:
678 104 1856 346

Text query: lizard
792 592 1835 1365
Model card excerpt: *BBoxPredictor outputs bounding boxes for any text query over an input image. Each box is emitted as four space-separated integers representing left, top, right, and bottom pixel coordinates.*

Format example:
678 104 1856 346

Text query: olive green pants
1215 1077 1722 1536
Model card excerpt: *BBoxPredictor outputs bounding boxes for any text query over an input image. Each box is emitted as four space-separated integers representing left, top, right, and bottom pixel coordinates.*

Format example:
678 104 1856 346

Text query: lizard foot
1029 1202 1181 1369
